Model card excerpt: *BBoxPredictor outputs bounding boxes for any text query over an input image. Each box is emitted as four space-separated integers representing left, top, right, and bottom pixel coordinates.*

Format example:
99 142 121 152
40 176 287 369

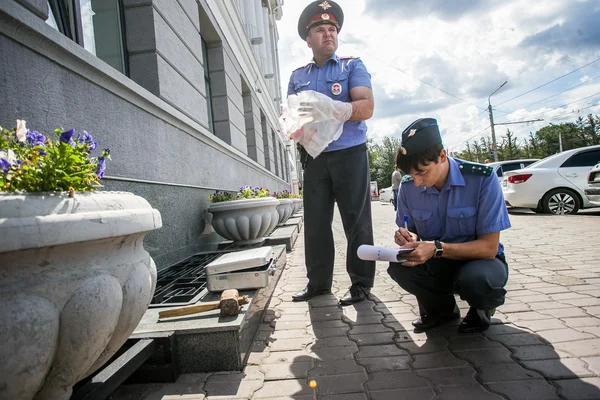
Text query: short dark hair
396 143 444 174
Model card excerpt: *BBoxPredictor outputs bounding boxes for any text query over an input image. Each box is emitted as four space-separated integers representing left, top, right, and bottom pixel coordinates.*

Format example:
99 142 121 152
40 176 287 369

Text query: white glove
297 90 353 124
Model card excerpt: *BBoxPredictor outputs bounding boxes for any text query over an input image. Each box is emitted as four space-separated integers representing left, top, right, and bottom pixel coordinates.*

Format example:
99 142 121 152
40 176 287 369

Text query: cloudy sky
275 0 600 153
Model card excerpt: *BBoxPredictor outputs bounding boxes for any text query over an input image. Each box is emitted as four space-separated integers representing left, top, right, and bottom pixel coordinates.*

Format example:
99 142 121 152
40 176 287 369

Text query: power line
547 103 600 122
512 74 600 111
495 56 600 107
448 124 491 150
527 91 600 119
338 38 487 111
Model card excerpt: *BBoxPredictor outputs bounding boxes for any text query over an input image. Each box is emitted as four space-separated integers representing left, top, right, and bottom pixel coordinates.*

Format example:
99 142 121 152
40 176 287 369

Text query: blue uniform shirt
396 157 511 255
287 53 372 152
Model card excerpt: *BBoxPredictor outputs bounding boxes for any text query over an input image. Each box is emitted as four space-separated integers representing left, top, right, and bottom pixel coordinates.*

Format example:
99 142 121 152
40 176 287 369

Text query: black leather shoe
458 307 495 333
339 285 370 306
412 305 461 332
292 286 331 302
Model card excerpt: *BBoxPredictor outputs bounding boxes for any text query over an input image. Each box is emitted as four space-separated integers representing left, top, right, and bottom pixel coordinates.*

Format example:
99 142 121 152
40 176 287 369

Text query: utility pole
487 80 544 161
488 81 507 162
559 131 563 152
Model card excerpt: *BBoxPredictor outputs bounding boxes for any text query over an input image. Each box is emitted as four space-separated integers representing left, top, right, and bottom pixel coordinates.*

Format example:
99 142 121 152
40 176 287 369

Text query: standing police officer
389 118 511 332
289 0 376 305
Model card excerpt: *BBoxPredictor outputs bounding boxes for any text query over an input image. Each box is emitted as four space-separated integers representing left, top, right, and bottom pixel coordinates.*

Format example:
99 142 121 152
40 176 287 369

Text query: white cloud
276 0 600 152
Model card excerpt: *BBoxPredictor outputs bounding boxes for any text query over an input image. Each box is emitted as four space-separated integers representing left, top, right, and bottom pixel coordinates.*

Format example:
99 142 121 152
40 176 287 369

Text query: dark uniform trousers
387 255 508 316
303 143 376 290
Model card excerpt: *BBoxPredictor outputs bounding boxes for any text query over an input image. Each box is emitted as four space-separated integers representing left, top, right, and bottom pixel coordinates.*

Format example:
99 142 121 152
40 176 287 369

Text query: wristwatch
433 240 444 259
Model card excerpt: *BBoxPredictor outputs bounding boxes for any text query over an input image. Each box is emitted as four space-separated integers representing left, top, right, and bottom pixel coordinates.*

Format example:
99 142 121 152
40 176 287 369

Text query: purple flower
60 128 75 143
26 131 46 147
38 149 47 156
77 130 97 151
0 158 11 173
96 156 106 178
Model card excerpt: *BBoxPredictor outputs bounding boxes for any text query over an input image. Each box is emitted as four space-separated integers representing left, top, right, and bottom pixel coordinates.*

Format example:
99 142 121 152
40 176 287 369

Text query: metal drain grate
150 252 222 308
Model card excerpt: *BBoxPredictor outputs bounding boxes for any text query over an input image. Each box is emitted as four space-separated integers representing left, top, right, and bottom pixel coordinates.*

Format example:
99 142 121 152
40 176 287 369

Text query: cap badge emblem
408 129 417 137
331 82 342 96
400 147 407 155
319 1 332 10
321 13 330 20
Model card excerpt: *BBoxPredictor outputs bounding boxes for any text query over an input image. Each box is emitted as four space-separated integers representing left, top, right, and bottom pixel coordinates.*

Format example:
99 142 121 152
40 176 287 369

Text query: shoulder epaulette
401 174 413 184
340 56 359 60
292 64 309 72
456 160 494 177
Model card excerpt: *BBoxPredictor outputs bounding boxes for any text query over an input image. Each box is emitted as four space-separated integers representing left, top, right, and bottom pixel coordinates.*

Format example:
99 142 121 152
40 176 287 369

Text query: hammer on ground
158 289 249 319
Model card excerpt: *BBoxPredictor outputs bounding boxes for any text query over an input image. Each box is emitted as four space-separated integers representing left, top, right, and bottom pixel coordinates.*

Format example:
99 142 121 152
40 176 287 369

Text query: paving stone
484 323 531 335
202 379 263 399
512 345 573 361
554 377 600 400
261 361 313 380
271 320 311 330
412 351 469 369
358 355 412 372
486 332 545 347
478 362 544 382
259 350 312 364
536 328 595 343
539 307 591 318
309 337 358 349
309 319 348 329
513 318 567 331
308 360 366 377
561 317 600 327
313 372 368 395
551 292 592 301
555 339 600 358
509 311 556 321
350 332 396 346
396 339 450 355
308 346 357 360
349 324 394 335
253 379 313 398
320 393 367 400
415 366 477 387
453 347 514 365
311 327 349 339
436 384 505 399
344 315 384 325
487 379 560 400
265 329 311 340
355 344 408 358
582 356 600 375
522 358 595 379
448 336 502 351
366 370 431 391
529 301 573 311
561 297 600 307
369 387 436 400
267 337 313 351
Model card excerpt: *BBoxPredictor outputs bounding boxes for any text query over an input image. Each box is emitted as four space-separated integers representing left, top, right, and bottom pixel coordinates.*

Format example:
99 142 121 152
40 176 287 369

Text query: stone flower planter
208 197 279 245
276 198 294 225
0 191 162 400
292 198 303 214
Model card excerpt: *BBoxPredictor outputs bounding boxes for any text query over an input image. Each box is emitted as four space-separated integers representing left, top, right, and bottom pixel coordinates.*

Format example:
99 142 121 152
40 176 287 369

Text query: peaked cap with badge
398 118 442 157
398 117 494 179
298 0 344 40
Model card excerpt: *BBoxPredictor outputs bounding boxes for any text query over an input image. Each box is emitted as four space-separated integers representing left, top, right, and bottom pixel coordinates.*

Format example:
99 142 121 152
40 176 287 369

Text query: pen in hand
404 215 408 231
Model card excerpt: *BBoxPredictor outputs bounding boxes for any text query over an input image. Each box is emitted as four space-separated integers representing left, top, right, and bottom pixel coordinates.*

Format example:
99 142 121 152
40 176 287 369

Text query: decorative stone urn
292 198 303 214
0 191 162 400
208 197 279 245
275 198 294 225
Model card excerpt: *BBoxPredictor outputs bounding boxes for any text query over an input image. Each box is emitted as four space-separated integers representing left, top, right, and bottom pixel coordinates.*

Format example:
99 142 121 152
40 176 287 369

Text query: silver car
584 162 600 206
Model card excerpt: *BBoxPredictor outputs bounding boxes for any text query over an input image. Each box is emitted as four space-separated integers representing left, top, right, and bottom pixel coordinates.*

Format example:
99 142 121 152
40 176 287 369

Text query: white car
379 186 394 203
502 145 600 214
487 159 540 184
584 162 600 206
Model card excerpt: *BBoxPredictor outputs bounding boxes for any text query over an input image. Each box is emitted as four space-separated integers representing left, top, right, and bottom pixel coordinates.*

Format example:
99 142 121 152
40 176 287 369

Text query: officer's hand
394 228 417 246
400 241 436 267
298 91 352 123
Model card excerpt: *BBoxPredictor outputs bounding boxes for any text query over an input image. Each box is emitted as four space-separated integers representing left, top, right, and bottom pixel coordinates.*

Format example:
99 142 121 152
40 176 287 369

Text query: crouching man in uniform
388 118 511 333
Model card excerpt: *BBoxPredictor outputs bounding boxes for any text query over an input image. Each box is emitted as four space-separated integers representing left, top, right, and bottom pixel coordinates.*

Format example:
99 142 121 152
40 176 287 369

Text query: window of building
202 38 215 133
46 0 128 75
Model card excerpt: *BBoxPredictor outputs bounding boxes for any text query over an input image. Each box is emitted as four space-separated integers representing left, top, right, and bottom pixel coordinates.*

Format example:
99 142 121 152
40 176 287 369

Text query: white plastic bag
280 90 350 158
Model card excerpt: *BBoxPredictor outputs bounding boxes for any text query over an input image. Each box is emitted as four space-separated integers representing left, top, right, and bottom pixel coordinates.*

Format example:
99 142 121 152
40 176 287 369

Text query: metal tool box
205 246 276 292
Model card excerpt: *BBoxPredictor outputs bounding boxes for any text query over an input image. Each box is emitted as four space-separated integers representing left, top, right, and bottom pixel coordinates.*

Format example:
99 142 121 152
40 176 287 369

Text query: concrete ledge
129 245 286 373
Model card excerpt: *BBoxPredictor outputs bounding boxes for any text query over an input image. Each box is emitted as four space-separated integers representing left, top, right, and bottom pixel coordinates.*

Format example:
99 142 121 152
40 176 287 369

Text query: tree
368 136 401 190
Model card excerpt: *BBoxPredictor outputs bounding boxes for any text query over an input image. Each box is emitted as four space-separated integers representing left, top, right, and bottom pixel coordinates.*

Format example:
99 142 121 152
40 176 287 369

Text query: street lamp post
488 81 507 162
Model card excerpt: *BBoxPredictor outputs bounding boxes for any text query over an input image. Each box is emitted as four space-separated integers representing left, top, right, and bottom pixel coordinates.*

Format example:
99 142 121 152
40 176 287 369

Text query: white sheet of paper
357 245 413 263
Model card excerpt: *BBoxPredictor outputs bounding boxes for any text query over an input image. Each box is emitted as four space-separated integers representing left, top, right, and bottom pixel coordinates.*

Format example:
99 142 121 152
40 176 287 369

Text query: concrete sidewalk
111 203 600 400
